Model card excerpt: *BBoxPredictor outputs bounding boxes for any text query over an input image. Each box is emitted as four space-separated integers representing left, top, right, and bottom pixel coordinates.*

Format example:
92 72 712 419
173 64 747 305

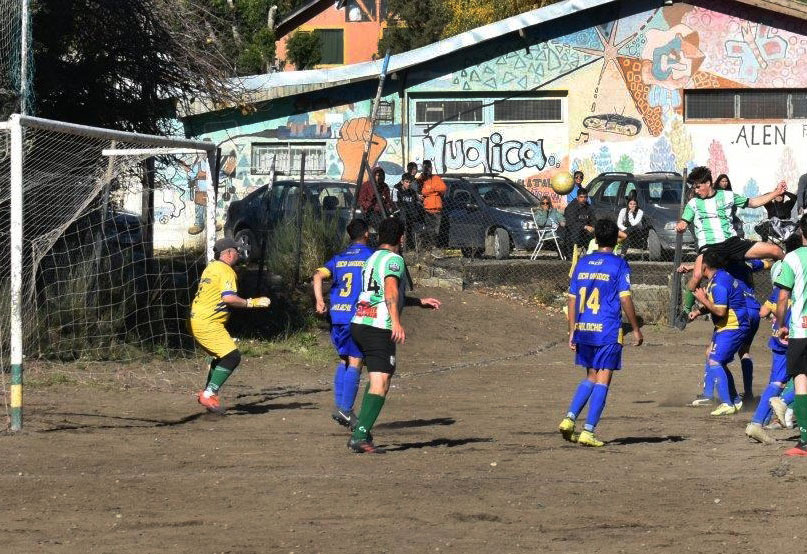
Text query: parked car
224 179 356 261
440 174 542 259
585 171 695 260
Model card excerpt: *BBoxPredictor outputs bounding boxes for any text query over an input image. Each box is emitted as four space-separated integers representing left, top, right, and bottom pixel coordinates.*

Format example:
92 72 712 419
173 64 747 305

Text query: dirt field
2 287 806 553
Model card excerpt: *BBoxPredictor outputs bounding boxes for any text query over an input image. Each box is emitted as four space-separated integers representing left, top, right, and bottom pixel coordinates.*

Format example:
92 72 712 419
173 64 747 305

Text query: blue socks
741 357 753 397
702 361 715 398
566 380 595 420
584 384 609 432
332 363 346 407
752 383 783 425
340 366 362 412
712 363 733 405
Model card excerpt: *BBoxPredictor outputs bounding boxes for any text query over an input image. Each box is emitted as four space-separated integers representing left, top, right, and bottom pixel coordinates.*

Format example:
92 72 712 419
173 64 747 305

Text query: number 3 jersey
568 252 632 346
317 243 374 325
352 249 407 330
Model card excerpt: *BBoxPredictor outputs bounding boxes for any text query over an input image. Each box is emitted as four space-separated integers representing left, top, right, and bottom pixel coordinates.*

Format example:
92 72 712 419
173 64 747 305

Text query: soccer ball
550 172 574 195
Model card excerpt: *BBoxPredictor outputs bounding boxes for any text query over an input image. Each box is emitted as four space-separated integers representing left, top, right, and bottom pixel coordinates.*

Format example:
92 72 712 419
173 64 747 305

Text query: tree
285 30 323 70
30 0 241 134
378 0 451 55
442 1 559 38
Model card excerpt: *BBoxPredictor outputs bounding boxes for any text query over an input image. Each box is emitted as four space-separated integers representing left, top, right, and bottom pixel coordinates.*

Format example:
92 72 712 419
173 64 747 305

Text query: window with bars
251 143 327 176
415 100 484 124
493 99 563 122
685 90 807 120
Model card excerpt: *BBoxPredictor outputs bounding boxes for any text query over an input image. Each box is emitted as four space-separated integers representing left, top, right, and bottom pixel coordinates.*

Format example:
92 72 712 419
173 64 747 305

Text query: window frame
684 89 807 121
251 142 327 176
317 29 344 65
414 100 484 125
492 98 564 123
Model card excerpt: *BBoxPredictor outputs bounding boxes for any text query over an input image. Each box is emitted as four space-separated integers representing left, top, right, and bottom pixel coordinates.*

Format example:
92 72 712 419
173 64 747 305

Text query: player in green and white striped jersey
676 166 785 314
774 215 807 456
348 217 441 454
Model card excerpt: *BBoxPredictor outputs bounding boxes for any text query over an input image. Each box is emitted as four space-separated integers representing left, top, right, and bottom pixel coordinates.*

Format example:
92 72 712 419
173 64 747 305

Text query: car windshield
475 181 537 208
638 181 682 205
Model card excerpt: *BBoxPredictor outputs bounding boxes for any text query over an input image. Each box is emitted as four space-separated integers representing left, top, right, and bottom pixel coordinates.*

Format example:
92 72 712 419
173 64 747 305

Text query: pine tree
616 154 634 173
650 137 676 172
707 140 729 178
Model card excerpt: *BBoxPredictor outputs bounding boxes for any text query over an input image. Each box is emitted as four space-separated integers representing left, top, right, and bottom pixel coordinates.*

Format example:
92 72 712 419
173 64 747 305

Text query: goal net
0 116 217 396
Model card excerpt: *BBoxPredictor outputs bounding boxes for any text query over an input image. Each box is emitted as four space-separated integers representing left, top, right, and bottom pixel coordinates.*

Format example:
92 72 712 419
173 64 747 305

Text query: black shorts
787 337 807 378
351 323 396 374
698 236 755 261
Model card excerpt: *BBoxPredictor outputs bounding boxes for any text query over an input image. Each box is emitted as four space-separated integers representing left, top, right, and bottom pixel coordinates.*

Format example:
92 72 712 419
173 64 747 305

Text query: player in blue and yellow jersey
558 219 643 448
689 250 750 416
313 219 374 429
745 280 792 443
190 238 271 413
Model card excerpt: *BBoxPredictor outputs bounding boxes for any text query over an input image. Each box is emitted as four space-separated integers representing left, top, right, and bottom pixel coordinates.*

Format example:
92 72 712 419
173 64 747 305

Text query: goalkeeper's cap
214 238 239 255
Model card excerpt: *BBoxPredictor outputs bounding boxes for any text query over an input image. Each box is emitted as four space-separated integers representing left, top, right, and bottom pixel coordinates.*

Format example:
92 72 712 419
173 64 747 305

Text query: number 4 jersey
568 251 632 345
318 243 375 324
352 249 407 330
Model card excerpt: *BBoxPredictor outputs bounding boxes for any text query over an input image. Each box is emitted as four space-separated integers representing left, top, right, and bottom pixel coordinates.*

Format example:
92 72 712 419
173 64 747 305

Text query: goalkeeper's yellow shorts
189 319 237 358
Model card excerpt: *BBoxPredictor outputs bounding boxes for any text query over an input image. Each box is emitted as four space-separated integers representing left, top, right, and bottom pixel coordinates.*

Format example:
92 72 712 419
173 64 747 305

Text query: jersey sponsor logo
588 259 604 266
576 272 611 281
331 303 353 312
356 301 377 319
335 260 366 268
576 322 604 332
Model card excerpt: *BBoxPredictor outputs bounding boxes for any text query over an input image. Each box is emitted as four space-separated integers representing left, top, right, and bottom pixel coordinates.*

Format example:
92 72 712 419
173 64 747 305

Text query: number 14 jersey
352 249 406 330
568 251 632 346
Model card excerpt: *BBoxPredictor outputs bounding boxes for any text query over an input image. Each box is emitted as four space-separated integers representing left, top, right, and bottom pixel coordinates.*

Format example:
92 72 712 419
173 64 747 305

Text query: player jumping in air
774 215 807 456
689 250 750 417
559 218 643 447
313 219 374 429
190 238 271 413
676 167 785 320
348 217 441 454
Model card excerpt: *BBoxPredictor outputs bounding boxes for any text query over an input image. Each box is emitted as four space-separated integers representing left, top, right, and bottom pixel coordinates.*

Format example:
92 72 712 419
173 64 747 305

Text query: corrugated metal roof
183 0 807 117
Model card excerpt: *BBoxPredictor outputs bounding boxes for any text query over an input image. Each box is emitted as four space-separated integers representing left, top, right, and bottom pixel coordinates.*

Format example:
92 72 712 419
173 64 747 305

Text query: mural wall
168 1 807 245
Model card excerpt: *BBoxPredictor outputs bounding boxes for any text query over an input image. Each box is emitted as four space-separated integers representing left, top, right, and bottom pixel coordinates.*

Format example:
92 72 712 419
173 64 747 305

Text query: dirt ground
2 286 806 553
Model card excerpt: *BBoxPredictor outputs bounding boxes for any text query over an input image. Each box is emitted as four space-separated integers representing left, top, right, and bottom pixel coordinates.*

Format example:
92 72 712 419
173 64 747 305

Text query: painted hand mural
336 117 388 182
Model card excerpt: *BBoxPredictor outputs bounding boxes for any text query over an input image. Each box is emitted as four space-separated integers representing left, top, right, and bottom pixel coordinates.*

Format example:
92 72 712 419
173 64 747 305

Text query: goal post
3 114 219 431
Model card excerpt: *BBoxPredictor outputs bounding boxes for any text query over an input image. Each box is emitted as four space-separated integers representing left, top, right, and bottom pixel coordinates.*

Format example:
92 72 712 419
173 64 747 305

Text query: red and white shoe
197 391 226 414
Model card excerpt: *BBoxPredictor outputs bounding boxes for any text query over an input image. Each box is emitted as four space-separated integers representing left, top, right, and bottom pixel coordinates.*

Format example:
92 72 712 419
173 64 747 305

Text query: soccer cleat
558 417 577 442
745 422 774 445
347 437 385 454
577 430 604 447
770 397 789 427
691 395 713 407
331 409 358 429
710 403 737 416
734 401 743 412
197 391 226 414
765 419 785 430
784 441 807 457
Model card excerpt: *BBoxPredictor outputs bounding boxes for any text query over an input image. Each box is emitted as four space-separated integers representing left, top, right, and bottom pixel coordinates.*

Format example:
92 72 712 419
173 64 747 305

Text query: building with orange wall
275 0 387 70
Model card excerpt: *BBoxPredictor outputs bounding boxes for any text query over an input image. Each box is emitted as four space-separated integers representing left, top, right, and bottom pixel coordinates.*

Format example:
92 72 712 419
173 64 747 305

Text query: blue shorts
770 351 788 384
575 343 622 371
743 312 760 347
330 323 363 359
710 329 746 365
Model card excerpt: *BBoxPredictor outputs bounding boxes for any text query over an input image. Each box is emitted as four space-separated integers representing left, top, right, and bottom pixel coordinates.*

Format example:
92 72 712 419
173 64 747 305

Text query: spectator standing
406 161 420 194
358 166 394 231
563 187 596 258
394 173 424 248
566 171 585 204
796 171 807 217
419 160 447 249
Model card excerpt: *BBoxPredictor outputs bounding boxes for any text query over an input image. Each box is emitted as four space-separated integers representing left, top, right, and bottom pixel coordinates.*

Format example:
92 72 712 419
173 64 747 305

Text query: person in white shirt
618 198 644 247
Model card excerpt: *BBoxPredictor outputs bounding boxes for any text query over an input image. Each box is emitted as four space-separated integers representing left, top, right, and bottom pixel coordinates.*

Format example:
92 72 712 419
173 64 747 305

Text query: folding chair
530 209 565 260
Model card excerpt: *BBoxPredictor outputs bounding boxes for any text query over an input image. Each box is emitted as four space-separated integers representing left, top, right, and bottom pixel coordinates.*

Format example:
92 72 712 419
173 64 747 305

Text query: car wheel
647 229 665 261
234 228 258 262
490 228 511 260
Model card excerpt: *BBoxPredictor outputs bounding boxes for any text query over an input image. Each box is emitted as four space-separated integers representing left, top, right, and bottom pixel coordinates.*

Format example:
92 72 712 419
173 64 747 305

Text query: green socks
352 391 386 441
205 365 233 394
794 395 807 444
683 289 695 312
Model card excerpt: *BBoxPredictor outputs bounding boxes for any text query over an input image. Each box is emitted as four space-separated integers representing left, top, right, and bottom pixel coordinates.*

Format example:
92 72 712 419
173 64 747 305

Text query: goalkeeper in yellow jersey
190 238 270 413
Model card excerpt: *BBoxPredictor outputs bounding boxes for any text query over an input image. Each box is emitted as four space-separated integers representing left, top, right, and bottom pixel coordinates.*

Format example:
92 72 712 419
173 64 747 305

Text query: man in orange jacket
419 160 447 250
